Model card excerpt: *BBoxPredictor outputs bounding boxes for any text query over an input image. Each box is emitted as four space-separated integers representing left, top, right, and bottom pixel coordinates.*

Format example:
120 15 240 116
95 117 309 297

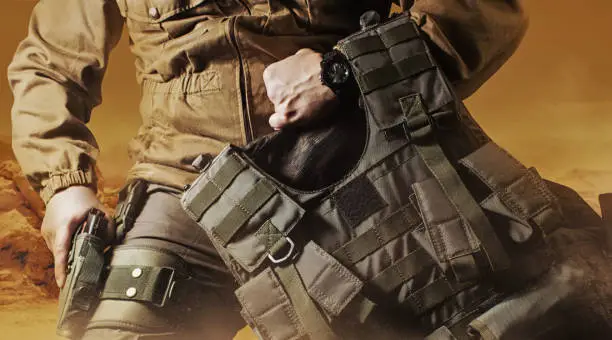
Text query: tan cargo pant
80 186 246 340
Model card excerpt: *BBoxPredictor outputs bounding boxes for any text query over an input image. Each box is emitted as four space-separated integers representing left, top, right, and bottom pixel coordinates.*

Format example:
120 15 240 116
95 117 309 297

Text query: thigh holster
85 245 200 334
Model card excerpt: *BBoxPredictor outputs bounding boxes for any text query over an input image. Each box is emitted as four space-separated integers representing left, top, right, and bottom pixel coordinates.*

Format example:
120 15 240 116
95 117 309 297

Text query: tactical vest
181 12 566 340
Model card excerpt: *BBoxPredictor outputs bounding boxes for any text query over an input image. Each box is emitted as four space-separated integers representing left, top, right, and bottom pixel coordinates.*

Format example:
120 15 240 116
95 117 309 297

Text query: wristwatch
320 49 359 102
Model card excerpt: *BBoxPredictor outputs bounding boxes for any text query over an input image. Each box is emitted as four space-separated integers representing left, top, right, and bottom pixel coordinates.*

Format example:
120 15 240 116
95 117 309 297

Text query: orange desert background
1 1 612 339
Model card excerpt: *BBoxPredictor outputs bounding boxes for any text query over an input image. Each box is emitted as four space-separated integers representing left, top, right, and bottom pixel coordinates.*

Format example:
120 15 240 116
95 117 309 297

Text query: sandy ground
0 300 255 340
1 300 61 340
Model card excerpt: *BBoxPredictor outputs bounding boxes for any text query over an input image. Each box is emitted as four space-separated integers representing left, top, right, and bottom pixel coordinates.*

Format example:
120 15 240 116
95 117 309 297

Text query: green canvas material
180 12 569 340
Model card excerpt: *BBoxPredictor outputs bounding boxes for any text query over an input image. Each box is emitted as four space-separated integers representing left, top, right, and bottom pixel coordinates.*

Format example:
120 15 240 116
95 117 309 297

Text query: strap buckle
267 237 296 264
152 267 177 307
114 180 148 240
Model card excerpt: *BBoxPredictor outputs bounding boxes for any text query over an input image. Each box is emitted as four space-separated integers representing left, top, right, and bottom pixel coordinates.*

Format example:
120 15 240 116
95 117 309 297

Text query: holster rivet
131 268 143 278
126 287 137 298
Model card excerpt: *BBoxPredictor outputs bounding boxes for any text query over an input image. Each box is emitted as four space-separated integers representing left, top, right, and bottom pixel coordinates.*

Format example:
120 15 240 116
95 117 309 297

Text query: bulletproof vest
181 12 566 340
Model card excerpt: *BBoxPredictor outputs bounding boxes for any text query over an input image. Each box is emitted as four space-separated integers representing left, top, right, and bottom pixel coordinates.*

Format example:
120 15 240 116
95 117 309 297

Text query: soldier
11 0 607 339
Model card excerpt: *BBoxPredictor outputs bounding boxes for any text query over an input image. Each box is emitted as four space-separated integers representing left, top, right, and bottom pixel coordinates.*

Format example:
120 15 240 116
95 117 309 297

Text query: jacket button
148 7 160 19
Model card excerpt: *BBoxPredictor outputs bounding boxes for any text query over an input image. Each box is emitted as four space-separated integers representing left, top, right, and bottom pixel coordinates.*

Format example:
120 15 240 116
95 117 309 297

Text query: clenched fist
263 48 339 130
41 185 115 288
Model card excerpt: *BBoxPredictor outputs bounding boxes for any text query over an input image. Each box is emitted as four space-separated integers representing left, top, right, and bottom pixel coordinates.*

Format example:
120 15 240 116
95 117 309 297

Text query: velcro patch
333 176 387 228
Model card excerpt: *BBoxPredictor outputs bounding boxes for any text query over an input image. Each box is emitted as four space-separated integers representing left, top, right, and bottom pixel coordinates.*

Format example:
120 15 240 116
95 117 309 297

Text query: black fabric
333 175 388 228
243 104 367 192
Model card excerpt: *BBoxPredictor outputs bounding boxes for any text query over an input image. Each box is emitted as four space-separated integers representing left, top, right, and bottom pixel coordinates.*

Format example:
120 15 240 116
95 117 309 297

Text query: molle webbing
180 11 567 340
332 203 421 267
359 53 435 94
182 151 359 338
182 152 305 274
404 96 510 279
337 15 510 281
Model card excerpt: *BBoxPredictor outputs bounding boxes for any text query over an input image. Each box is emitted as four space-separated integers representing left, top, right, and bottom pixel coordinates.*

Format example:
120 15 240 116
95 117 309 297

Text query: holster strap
114 180 148 241
100 265 178 307
87 245 194 333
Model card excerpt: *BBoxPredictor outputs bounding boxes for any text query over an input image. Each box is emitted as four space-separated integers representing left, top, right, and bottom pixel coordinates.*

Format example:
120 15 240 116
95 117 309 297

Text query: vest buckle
267 237 296 264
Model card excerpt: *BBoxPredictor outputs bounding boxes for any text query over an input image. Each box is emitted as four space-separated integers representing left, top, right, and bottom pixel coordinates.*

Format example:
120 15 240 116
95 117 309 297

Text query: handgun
56 208 108 339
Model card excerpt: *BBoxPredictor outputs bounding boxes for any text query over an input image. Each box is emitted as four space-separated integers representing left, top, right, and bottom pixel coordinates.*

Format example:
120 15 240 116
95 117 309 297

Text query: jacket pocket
119 0 210 23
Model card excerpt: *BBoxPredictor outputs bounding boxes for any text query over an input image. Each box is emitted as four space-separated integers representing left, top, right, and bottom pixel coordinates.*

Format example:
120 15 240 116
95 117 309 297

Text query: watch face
329 61 351 85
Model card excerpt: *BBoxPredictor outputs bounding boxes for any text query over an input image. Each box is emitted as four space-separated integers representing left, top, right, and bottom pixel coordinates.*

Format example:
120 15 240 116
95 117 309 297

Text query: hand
263 48 339 130
41 185 115 288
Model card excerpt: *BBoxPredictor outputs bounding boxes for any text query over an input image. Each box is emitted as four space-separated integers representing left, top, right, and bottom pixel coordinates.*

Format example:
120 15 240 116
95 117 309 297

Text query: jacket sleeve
402 0 528 99
7 0 124 204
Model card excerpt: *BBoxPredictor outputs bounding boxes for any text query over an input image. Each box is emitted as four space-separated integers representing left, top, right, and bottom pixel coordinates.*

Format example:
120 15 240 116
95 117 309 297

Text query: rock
0 209 57 298
13 175 45 221
0 160 21 181
0 177 20 212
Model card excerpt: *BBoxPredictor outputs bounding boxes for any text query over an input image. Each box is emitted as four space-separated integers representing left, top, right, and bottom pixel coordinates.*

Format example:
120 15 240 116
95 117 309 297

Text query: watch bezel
320 50 353 92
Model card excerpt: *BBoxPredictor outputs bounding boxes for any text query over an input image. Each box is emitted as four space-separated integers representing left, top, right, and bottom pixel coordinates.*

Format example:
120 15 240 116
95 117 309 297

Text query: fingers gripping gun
57 208 109 339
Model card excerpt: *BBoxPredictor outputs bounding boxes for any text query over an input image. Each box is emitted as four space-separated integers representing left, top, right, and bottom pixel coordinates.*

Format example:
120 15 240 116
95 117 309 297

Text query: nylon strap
333 203 420 266
415 141 510 275
405 278 466 316
359 53 434 94
235 267 307 339
399 95 510 275
459 142 562 236
342 20 419 60
379 21 419 47
100 265 176 306
342 34 386 60
274 264 339 340
188 154 246 219
214 179 276 245
370 247 435 293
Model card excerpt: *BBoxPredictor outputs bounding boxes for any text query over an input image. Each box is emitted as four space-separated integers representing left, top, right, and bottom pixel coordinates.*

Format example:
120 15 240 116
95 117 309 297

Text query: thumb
269 111 297 130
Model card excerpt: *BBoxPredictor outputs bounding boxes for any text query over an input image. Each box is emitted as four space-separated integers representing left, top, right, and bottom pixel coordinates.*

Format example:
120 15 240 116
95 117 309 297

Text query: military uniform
8 0 527 204
9 0 586 339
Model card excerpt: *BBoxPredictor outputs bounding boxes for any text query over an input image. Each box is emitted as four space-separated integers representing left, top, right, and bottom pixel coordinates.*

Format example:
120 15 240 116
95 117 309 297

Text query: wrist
320 49 360 104
41 169 97 205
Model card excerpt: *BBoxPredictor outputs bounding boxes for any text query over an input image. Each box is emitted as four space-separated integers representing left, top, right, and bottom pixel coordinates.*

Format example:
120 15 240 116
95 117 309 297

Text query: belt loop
114 179 149 242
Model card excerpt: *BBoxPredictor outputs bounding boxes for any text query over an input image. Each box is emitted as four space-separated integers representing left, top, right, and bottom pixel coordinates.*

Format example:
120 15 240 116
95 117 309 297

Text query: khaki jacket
7 0 527 204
